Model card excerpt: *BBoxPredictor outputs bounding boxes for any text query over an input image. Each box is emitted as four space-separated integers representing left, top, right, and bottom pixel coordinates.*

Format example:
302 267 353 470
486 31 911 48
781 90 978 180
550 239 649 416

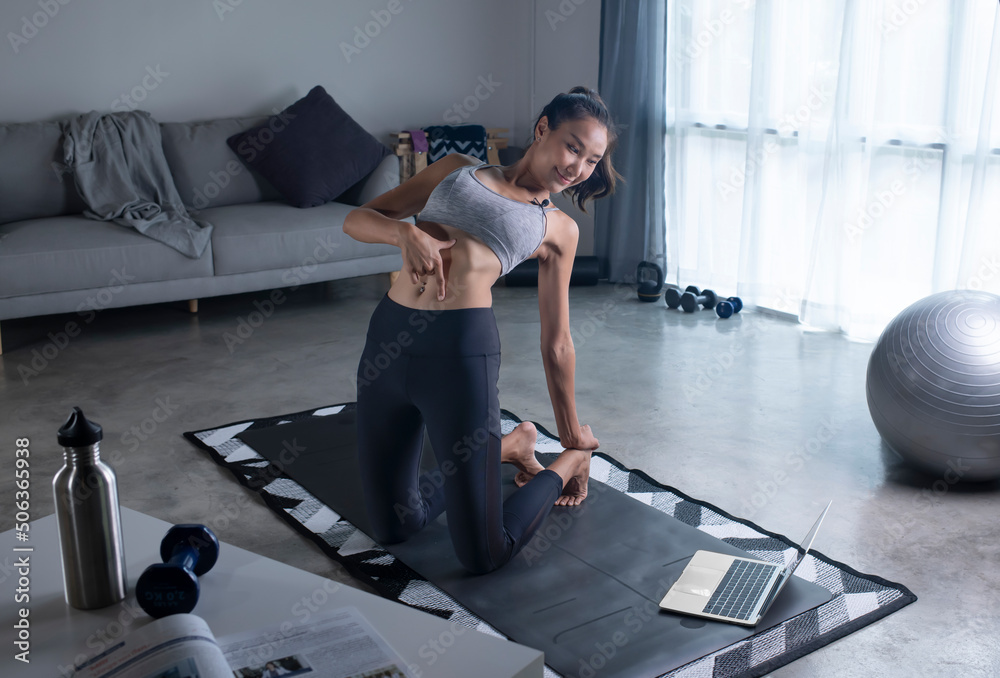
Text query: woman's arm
346 152 478 223
536 211 599 451
343 153 479 297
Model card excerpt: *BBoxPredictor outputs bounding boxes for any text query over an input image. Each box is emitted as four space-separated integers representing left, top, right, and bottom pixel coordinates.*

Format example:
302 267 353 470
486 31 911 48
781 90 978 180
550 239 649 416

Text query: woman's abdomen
389 222 502 310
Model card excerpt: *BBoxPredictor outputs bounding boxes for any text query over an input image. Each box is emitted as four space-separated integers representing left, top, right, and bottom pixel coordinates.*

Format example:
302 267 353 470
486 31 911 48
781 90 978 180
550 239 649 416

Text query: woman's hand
400 221 456 299
563 424 599 451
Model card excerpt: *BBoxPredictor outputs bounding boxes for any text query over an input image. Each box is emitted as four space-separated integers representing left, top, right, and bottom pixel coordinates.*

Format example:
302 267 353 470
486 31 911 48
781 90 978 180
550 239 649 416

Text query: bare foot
545 448 593 507
555 450 591 506
500 422 546 486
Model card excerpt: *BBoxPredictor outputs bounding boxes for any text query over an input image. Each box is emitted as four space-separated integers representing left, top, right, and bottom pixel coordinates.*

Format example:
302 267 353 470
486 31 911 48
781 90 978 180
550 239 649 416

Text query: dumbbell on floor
666 285 700 309
680 289 718 313
715 296 744 318
137 524 220 618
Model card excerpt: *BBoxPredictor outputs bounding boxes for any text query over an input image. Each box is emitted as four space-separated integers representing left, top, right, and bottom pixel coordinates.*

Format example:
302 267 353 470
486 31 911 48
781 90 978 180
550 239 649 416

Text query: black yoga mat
236 412 833 678
184 404 917 678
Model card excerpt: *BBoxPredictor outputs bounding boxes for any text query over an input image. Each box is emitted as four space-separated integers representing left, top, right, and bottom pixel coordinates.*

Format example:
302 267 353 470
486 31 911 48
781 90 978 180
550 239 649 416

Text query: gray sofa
0 116 402 354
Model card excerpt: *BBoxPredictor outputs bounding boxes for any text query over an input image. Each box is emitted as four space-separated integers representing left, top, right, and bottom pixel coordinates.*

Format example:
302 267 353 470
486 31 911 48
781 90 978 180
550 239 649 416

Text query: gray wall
531 0 603 254
0 0 601 252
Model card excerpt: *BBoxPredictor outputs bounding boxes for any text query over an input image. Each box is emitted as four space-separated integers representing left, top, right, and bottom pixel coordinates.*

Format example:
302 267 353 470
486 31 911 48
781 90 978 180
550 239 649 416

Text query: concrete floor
1 275 998 677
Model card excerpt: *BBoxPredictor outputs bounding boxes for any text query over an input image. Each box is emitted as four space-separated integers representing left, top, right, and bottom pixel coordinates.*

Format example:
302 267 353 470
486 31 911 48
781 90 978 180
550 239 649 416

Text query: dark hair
531 86 621 213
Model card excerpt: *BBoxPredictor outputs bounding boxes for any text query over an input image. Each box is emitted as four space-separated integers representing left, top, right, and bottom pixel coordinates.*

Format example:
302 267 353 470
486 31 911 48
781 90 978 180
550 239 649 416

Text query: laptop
659 501 831 626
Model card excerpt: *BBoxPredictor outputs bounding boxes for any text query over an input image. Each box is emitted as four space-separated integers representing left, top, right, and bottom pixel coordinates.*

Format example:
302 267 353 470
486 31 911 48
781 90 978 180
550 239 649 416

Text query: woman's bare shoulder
534 209 579 264
545 209 579 246
442 153 486 170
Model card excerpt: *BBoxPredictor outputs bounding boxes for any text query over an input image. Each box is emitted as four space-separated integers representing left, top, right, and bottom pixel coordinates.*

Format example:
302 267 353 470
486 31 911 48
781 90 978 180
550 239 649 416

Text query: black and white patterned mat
184 403 916 678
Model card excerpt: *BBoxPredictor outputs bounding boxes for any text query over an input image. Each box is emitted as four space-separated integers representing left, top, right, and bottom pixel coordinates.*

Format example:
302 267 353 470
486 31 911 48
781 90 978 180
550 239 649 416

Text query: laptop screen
786 500 831 575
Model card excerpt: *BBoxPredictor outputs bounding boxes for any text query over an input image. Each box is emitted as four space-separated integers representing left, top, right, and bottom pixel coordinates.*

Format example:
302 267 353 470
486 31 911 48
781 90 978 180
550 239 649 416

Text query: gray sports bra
416 163 558 276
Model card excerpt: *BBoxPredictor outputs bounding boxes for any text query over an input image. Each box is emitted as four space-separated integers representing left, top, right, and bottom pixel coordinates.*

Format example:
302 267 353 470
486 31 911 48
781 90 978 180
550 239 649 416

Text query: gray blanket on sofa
61 111 212 258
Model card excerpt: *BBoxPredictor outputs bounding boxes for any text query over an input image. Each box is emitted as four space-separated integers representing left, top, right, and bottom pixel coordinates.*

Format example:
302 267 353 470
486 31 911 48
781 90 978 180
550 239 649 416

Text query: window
665 0 1000 338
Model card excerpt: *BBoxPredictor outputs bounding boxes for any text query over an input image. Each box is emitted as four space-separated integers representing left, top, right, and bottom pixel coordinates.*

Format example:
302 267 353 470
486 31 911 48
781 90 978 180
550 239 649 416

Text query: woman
344 86 619 574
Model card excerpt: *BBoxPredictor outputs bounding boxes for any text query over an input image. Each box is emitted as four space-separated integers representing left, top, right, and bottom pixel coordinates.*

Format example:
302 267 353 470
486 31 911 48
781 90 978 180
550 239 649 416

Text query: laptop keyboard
703 559 778 620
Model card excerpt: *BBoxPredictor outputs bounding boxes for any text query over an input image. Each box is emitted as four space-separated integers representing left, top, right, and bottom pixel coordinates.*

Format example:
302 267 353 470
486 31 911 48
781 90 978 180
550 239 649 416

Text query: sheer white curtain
665 0 1000 339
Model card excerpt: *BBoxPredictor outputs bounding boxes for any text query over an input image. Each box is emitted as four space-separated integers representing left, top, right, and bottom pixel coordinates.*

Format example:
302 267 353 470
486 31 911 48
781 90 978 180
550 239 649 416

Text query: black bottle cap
57 407 103 447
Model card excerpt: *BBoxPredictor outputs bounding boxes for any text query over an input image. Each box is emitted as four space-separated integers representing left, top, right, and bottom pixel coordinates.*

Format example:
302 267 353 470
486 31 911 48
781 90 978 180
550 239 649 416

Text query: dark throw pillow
226 86 389 208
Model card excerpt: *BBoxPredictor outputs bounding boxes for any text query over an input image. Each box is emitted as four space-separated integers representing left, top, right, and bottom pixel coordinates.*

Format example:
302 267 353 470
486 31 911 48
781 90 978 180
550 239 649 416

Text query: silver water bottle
53 407 127 609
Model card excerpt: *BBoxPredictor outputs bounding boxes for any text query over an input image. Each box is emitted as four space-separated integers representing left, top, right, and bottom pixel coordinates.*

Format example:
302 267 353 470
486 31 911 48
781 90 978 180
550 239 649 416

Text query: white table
1 507 543 677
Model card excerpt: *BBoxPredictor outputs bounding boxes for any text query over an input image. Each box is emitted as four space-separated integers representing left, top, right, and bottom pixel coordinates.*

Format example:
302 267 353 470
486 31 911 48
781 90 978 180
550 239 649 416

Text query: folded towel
404 128 428 154
422 124 488 163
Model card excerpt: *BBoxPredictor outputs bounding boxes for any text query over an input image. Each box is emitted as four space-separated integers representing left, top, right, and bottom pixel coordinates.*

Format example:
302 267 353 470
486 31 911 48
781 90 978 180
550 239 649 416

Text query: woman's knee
457 551 504 575
368 517 416 546
451 532 512 575
361 492 433 549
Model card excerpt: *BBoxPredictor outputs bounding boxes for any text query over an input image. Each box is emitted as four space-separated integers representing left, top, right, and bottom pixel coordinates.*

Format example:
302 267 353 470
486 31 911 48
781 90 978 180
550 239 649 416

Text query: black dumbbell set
634 262 742 318
666 285 742 318
136 524 220 618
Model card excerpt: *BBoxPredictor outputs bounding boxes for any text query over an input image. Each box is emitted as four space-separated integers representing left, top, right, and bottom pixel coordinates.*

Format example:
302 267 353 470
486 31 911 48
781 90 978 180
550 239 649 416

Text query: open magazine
70 607 414 678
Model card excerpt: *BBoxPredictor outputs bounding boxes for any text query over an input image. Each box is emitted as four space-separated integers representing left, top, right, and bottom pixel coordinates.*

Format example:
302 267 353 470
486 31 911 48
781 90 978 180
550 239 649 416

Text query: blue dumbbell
715 296 744 318
136 524 220 618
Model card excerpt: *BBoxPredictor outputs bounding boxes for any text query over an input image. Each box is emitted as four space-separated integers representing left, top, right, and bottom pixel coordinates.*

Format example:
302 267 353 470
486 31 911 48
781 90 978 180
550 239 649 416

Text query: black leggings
355 293 563 574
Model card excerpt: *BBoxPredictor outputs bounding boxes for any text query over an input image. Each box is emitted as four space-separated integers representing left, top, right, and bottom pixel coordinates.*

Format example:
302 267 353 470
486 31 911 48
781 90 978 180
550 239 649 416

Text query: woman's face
534 115 608 194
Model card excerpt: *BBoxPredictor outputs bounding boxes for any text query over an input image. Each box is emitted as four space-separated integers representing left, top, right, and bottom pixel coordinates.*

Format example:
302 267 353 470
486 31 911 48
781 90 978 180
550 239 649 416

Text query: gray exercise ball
866 290 1000 482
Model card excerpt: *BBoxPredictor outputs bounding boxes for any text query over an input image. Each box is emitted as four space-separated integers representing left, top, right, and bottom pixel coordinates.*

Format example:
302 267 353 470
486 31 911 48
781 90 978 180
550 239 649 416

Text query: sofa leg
0 321 3 356
188 299 198 314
